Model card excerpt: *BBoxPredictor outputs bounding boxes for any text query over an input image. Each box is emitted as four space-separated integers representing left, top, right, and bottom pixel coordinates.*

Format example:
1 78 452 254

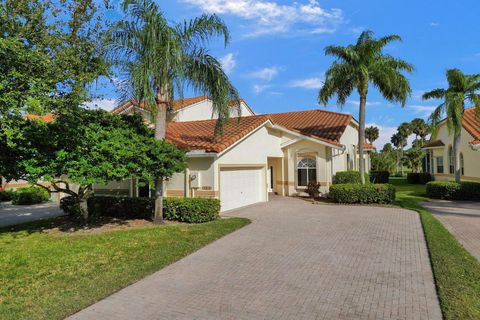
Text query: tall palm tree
423 69 480 182
319 31 413 184
105 0 240 223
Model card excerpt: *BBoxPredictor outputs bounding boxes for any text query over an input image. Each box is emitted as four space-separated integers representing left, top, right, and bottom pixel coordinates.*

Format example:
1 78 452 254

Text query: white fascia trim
186 150 217 158
271 125 345 151
421 146 445 150
281 138 302 148
217 120 273 157
173 98 209 114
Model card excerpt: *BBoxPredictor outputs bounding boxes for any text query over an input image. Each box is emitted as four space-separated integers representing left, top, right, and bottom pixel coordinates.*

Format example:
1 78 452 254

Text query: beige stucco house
95 96 373 211
422 107 480 182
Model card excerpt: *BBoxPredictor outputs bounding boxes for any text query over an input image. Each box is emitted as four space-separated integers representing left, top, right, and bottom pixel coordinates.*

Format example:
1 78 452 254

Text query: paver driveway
0 202 64 228
423 200 480 260
69 197 441 320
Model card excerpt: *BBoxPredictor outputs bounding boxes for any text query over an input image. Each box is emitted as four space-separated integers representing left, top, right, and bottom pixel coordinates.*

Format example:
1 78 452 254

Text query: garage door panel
220 167 264 211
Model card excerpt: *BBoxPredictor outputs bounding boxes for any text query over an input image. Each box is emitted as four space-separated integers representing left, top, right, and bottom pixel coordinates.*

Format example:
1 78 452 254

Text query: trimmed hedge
85 196 220 223
329 183 396 204
370 171 390 184
60 196 82 216
0 189 15 202
11 187 49 205
333 171 370 184
407 172 433 185
426 181 480 201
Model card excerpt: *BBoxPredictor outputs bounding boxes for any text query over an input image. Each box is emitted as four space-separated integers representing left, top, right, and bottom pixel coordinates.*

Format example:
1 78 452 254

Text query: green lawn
0 217 250 320
391 177 480 320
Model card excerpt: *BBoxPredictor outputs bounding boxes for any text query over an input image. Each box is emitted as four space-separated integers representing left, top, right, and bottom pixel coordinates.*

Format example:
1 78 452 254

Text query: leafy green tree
382 143 394 153
403 148 424 173
0 0 108 117
370 151 396 173
105 0 239 223
319 31 413 184
0 109 186 218
365 126 379 144
423 69 480 182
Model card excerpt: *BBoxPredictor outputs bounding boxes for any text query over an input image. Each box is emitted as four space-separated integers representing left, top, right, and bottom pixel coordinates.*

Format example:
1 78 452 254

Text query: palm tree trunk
453 132 462 183
358 95 366 185
153 87 169 224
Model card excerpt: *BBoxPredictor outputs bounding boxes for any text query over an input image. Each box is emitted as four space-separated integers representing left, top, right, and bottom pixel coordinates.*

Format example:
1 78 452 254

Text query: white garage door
220 167 264 212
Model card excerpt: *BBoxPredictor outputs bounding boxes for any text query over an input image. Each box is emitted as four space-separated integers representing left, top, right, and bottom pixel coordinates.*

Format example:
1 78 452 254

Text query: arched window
297 158 316 187
460 153 465 176
448 146 454 174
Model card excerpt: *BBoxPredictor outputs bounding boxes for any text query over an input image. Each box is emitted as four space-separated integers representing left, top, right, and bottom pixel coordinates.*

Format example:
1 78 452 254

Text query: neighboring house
422 107 480 182
110 96 255 122
96 96 374 211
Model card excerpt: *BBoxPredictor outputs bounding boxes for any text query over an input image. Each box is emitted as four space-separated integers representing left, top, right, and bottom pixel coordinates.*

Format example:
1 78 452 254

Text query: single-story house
96 96 374 211
422 107 480 182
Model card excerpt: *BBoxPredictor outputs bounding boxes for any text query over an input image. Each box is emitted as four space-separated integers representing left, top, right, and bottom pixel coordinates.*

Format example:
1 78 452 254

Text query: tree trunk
453 132 462 183
153 87 170 224
358 95 367 185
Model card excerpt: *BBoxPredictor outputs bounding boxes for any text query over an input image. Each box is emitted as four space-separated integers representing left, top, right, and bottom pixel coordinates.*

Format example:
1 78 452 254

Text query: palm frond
324 45 358 64
318 62 355 107
422 88 446 100
176 14 230 49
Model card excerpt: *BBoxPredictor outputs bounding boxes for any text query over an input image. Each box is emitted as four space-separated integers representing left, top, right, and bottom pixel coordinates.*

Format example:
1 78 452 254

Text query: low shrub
329 184 396 204
370 171 390 184
60 196 82 217
0 189 15 202
87 196 220 223
163 197 220 223
333 171 370 184
11 186 50 205
426 181 480 200
407 172 433 185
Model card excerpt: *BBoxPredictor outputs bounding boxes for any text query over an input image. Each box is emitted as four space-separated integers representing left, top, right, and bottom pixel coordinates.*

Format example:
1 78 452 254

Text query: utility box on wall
189 172 201 188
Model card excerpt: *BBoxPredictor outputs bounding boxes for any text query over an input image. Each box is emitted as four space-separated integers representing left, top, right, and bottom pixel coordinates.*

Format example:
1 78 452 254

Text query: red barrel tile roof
111 96 209 114
422 140 445 148
463 107 480 145
166 109 355 153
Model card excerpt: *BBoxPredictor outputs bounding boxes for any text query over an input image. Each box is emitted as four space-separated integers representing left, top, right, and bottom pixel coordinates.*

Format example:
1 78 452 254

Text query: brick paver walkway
69 197 441 320
423 200 480 261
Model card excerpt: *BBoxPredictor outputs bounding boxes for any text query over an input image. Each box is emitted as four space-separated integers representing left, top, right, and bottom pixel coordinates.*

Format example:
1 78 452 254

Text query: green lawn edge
0 217 250 320
391 177 480 319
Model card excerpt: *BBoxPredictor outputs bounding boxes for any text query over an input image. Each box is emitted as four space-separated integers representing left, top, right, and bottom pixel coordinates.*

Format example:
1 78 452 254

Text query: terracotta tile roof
111 96 210 114
166 115 270 153
422 140 445 148
24 113 55 122
363 143 375 150
463 107 480 144
268 109 352 145
167 109 354 153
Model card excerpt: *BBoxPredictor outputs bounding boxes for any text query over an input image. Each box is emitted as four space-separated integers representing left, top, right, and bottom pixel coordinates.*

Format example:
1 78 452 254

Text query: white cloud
430 22 439 27
220 53 236 74
253 84 270 94
182 0 343 37
84 99 117 111
347 100 381 107
410 105 436 117
249 67 280 81
289 77 323 89
366 123 397 150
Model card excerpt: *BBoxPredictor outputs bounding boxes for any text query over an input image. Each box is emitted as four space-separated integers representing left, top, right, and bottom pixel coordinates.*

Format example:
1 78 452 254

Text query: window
460 153 465 175
436 156 444 174
297 158 317 187
448 146 454 174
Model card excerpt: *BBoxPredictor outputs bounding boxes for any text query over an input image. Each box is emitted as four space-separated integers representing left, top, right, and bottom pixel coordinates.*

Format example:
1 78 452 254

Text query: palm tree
365 126 379 144
319 31 413 184
423 69 480 182
105 0 240 223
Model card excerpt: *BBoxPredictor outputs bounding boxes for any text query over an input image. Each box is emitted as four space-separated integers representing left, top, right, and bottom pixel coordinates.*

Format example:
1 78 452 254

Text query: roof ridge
264 108 352 118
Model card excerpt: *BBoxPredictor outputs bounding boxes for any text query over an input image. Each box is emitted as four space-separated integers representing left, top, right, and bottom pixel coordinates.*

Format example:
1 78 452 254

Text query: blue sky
89 0 480 148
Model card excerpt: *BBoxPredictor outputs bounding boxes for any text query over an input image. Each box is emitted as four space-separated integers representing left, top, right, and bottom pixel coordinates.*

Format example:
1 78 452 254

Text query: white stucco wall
174 100 254 122
429 125 480 181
